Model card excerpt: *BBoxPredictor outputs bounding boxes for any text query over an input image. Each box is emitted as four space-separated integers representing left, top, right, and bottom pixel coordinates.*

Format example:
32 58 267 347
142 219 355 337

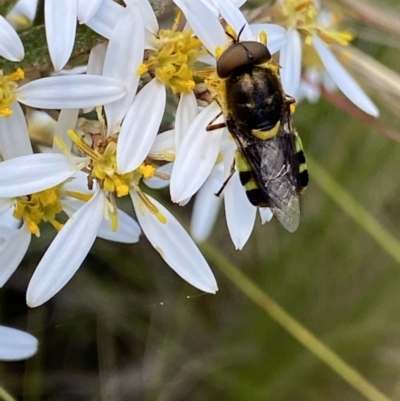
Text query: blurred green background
3 0 400 400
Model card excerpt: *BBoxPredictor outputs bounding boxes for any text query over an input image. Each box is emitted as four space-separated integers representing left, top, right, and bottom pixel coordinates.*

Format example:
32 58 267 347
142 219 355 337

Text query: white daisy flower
0 110 139 291
25 95 217 306
0 326 38 361
275 0 379 116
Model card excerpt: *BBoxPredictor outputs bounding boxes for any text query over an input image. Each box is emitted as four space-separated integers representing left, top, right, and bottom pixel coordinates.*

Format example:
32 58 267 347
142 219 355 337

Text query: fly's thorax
224 66 284 134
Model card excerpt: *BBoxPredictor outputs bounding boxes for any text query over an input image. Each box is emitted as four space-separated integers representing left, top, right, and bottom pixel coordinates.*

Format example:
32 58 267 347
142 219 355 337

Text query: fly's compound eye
217 41 272 79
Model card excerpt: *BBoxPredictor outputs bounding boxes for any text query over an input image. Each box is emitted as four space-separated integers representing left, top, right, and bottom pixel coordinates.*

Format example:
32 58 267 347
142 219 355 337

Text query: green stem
201 243 392 401
0 385 16 401
307 156 400 265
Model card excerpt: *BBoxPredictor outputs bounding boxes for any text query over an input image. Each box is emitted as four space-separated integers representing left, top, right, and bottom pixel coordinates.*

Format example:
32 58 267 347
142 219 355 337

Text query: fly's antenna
225 24 247 43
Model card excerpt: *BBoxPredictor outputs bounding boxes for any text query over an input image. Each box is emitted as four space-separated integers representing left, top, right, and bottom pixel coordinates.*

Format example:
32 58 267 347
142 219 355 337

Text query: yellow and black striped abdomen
235 150 270 207
293 130 309 192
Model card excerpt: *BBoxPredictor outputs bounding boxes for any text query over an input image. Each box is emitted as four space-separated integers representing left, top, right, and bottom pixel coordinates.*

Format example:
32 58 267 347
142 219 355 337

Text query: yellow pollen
137 63 149 75
148 29 202 93
0 108 12 117
8 68 25 81
0 68 25 118
27 219 40 236
14 186 64 236
138 164 156 179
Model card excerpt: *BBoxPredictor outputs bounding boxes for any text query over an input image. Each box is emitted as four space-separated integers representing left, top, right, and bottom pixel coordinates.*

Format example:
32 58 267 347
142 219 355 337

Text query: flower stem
201 244 392 401
308 155 400 265
0 386 16 401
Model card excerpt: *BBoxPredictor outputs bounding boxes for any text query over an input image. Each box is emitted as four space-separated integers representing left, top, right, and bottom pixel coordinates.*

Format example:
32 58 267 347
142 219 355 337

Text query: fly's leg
215 160 235 197
206 112 226 131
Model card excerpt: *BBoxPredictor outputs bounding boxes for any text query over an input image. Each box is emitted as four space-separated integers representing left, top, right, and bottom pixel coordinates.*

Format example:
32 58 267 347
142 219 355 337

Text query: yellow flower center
139 29 202 94
63 129 162 231
0 68 24 118
276 0 353 46
13 186 64 236
68 130 134 197
13 185 92 237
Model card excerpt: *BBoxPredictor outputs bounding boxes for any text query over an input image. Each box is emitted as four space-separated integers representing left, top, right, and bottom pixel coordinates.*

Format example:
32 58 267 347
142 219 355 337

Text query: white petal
98 208 141 243
259 207 273 224
322 70 337 93
191 164 224 242
312 35 379 117
0 15 24 61
87 43 107 76
15 75 126 109
0 103 32 160
53 109 79 153
117 79 166 173
103 3 145 135
0 206 21 228
280 28 302 96
63 197 141 243
149 129 175 159
198 0 218 16
0 326 38 361
45 0 78 71
131 190 218 293
62 170 92 193
224 169 256 250
0 199 13 216
197 54 216 66
175 91 198 150
0 153 89 197
232 0 246 6
250 24 288 54
0 223 31 287
211 0 252 41
27 190 105 307
123 0 159 33
173 0 227 56
77 0 102 23
144 162 173 189
6 0 38 27
170 102 224 202
83 43 108 113
85 0 124 39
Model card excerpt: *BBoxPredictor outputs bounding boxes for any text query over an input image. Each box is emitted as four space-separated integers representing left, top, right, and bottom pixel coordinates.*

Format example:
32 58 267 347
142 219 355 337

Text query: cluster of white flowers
0 0 378 358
